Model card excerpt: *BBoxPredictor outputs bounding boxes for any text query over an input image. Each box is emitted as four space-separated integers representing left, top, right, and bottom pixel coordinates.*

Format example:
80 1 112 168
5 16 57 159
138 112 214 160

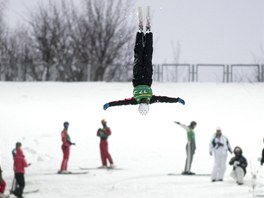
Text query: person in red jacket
13 143 30 198
10 142 21 195
59 121 75 173
97 119 114 168
0 166 6 195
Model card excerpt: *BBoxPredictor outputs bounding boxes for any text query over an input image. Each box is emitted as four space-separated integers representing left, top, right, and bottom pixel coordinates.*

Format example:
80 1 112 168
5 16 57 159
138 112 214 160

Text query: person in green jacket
175 121 197 175
103 9 185 115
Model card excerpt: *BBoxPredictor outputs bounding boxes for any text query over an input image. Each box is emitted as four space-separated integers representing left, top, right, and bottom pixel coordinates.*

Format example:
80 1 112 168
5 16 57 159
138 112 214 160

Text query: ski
168 173 210 176
0 193 9 198
146 6 151 31
57 171 88 175
137 7 143 32
80 167 123 171
106 167 123 171
23 189 39 194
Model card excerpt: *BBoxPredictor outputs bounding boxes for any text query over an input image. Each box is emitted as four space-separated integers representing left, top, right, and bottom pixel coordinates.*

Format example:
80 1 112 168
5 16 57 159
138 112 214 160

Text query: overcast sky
4 0 264 64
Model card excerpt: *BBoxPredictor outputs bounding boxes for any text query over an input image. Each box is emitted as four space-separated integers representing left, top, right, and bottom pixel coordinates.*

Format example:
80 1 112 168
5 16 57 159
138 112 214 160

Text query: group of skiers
58 119 114 174
174 121 250 185
0 119 114 198
0 119 262 198
59 118 257 187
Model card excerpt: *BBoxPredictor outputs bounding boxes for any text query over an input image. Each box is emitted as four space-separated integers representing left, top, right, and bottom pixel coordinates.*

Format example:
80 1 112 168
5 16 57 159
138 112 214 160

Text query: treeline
0 0 134 81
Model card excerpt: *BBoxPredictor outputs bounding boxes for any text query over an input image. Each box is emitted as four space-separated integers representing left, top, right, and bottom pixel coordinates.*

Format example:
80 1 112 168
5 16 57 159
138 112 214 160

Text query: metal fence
153 64 264 83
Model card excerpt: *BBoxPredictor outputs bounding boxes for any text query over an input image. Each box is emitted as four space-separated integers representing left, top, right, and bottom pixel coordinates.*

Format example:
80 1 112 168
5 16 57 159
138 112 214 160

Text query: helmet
63 121 69 129
138 103 149 116
101 119 107 125
234 146 242 155
190 121 197 126
16 142 22 148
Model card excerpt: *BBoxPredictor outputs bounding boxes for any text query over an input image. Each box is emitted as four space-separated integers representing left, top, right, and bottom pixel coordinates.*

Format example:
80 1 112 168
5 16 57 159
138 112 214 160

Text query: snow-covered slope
0 82 264 198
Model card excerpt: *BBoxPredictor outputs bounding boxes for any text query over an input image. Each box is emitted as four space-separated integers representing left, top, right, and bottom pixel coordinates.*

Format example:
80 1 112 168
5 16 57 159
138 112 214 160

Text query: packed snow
0 82 264 198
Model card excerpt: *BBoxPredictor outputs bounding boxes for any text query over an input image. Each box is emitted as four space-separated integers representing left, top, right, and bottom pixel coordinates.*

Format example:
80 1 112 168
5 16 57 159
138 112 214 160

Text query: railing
153 64 264 83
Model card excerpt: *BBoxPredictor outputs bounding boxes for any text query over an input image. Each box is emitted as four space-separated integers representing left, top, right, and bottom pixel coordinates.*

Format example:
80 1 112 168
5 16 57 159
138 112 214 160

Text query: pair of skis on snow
0 189 39 198
55 166 123 175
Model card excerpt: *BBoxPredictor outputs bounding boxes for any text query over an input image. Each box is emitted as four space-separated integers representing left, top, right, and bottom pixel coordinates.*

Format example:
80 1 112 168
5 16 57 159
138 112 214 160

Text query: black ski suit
132 32 153 87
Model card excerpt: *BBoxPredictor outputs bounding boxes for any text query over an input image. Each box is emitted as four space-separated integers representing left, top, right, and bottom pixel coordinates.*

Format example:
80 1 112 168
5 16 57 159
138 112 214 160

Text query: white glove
234 161 240 167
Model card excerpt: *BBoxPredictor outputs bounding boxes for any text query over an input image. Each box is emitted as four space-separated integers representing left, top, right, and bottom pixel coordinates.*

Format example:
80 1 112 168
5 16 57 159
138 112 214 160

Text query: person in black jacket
260 138 264 166
103 8 185 115
229 146 247 185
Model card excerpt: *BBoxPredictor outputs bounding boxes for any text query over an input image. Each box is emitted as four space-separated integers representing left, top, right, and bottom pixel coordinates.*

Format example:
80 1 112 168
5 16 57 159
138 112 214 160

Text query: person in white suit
209 127 232 182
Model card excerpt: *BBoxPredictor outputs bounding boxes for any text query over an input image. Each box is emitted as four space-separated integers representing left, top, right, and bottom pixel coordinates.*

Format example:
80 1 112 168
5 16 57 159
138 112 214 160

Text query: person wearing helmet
97 119 114 168
103 8 185 116
174 121 197 175
13 142 31 198
10 142 22 195
209 127 232 182
229 146 247 185
59 121 75 173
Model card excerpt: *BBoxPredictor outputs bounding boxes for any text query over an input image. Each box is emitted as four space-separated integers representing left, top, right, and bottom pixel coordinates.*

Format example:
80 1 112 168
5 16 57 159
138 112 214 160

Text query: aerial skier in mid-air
103 7 185 115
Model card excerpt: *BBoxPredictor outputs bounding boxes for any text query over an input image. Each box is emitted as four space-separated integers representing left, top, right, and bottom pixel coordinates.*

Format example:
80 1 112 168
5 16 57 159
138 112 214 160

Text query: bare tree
82 0 134 81
63 1 91 81
169 41 182 82
29 0 100 81
29 1 78 81
1 0 135 82
0 0 8 80
14 28 35 81
252 45 264 82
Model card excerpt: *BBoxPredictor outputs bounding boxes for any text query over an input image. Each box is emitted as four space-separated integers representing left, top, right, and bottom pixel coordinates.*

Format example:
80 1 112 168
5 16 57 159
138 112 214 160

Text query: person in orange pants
97 119 114 168
0 166 6 195
59 121 75 173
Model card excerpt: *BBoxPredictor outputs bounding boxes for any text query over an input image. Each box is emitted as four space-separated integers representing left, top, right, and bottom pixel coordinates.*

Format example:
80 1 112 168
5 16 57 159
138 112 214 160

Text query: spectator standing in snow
10 142 22 194
209 127 232 182
59 121 75 173
0 166 6 196
97 119 114 168
229 146 247 185
174 121 197 175
13 142 31 198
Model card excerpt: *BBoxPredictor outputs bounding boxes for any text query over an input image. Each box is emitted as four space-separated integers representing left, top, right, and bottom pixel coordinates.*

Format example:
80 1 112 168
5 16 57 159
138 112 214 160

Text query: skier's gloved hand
234 161 240 167
71 142 76 146
174 121 180 125
103 103 110 110
177 98 185 105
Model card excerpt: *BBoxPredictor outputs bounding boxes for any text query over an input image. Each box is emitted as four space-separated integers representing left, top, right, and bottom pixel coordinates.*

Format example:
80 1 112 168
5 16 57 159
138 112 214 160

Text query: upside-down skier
103 7 185 115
